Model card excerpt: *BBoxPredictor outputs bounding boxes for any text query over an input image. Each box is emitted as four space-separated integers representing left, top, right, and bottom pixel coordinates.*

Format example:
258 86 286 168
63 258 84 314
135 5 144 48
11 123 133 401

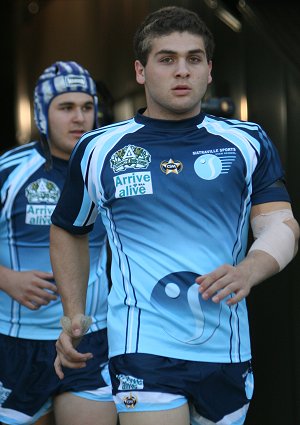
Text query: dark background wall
1 1 300 423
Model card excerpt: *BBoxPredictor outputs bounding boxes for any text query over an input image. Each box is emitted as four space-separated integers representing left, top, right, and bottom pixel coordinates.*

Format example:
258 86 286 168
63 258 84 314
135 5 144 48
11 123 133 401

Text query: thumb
72 313 92 337
60 314 92 338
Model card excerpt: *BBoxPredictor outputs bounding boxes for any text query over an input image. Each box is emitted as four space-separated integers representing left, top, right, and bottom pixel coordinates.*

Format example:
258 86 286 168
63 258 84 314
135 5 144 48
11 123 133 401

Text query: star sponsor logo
117 374 144 391
114 171 153 198
123 392 138 409
160 158 183 175
110 145 151 173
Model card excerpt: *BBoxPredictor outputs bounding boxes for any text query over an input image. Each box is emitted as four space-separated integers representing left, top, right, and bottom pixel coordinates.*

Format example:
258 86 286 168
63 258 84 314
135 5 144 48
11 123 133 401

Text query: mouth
172 85 191 95
70 130 85 137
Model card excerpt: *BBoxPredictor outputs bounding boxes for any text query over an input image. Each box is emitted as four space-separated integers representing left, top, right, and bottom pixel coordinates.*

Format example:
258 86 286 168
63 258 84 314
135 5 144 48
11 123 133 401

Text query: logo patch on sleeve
114 172 153 198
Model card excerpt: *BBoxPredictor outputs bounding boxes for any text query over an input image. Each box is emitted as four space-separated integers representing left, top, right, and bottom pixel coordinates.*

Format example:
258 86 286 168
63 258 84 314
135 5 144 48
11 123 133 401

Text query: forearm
0 265 15 291
50 224 90 318
236 249 279 291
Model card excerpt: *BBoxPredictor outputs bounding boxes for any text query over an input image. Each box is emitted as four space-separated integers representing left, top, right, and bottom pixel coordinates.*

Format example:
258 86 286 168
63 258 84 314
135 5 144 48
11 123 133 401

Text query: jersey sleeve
251 126 290 205
51 136 99 235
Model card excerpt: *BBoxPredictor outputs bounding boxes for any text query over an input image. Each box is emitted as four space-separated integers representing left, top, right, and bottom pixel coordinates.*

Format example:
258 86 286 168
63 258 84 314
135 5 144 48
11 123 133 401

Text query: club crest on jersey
0 381 12 405
110 144 151 173
193 149 237 180
123 392 138 409
160 158 183 175
25 178 60 225
25 178 60 203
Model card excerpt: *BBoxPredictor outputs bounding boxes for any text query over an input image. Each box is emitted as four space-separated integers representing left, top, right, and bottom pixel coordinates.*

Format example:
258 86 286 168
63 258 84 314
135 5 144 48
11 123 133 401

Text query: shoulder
0 141 41 171
71 118 141 161
202 115 272 154
1 141 40 161
203 114 264 133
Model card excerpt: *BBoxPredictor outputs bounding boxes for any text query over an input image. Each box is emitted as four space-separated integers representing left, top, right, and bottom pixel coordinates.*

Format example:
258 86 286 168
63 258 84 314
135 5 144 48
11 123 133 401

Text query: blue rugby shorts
109 353 254 424
0 329 113 424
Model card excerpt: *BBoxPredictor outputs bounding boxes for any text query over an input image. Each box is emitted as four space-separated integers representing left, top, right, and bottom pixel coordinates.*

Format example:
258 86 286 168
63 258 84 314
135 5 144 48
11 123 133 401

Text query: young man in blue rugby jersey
0 62 117 425
50 7 299 425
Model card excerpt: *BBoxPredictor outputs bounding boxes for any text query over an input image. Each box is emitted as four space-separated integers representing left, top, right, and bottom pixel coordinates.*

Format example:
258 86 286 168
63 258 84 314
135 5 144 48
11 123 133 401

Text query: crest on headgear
33 61 99 137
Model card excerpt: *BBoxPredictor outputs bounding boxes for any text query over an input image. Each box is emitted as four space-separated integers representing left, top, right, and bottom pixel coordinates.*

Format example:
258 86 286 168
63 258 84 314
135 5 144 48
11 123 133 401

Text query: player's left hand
196 263 252 306
54 331 93 379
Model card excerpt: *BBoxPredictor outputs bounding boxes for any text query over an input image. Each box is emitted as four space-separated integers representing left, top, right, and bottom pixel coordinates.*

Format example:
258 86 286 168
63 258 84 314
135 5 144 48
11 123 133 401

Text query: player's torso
0 144 108 338
92 120 254 361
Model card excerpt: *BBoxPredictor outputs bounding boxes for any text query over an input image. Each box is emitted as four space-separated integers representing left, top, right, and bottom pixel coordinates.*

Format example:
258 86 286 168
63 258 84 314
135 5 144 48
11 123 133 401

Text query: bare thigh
53 392 117 425
119 403 190 425
1 416 55 425
32 412 55 425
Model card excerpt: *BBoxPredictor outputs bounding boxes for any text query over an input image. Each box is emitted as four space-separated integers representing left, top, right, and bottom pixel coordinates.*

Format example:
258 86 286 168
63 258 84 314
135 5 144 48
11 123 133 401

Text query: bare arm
196 201 299 306
0 265 57 310
50 224 92 378
50 224 89 318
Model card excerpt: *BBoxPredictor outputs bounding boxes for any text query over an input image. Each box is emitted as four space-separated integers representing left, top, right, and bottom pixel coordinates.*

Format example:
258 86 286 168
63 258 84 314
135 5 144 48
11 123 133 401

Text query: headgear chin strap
34 61 99 138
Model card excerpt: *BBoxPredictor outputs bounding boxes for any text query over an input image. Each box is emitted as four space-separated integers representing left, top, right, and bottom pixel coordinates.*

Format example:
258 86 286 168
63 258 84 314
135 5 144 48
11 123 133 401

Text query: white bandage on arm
249 209 297 271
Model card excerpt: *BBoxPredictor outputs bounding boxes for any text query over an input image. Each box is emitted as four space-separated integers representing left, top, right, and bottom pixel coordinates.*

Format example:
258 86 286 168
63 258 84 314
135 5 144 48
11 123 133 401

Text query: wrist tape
60 314 92 338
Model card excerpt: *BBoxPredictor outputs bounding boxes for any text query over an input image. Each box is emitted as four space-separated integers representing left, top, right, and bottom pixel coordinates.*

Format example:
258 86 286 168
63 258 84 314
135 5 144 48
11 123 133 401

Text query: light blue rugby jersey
0 141 108 339
52 111 290 362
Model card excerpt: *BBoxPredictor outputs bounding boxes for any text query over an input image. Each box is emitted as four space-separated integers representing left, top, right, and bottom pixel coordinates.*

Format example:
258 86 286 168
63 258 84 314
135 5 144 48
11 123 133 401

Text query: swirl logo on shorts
150 271 222 344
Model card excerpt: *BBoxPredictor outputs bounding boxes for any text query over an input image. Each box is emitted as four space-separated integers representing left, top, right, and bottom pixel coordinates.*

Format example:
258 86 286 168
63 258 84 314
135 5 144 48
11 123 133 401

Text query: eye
60 105 72 111
188 56 202 64
82 104 94 112
159 57 174 64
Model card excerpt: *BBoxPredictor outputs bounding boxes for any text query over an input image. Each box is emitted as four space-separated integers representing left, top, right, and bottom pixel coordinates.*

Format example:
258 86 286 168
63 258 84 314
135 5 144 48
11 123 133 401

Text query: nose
72 107 85 122
175 59 190 78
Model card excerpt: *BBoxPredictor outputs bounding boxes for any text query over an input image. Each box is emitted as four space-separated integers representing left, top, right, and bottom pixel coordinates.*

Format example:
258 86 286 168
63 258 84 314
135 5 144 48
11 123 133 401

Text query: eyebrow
155 48 205 56
57 100 94 107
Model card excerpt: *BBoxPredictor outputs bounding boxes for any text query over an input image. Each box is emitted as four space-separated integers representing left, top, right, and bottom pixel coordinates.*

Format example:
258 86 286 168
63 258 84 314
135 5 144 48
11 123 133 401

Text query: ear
207 60 213 85
135 60 145 85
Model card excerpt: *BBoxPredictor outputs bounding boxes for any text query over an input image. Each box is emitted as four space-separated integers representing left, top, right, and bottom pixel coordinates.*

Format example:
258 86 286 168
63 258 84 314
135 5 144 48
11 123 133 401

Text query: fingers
22 272 58 308
23 300 40 310
21 288 58 309
54 355 65 380
54 333 93 379
196 265 250 305
33 273 58 294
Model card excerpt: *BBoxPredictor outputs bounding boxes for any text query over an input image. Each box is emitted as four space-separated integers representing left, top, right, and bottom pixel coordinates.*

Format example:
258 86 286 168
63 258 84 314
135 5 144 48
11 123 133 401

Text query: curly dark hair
133 6 215 66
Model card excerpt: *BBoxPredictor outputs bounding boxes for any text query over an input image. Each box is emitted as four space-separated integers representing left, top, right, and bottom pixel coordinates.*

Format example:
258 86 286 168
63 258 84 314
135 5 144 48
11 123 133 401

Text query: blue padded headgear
34 61 98 137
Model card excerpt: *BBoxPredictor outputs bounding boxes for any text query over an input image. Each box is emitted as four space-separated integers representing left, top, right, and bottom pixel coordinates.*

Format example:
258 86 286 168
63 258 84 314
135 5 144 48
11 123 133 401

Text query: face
135 31 212 120
47 92 95 160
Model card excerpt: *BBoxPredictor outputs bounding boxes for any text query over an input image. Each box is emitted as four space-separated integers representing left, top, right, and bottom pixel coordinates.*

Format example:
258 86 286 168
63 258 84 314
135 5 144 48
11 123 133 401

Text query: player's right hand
3 269 58 309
